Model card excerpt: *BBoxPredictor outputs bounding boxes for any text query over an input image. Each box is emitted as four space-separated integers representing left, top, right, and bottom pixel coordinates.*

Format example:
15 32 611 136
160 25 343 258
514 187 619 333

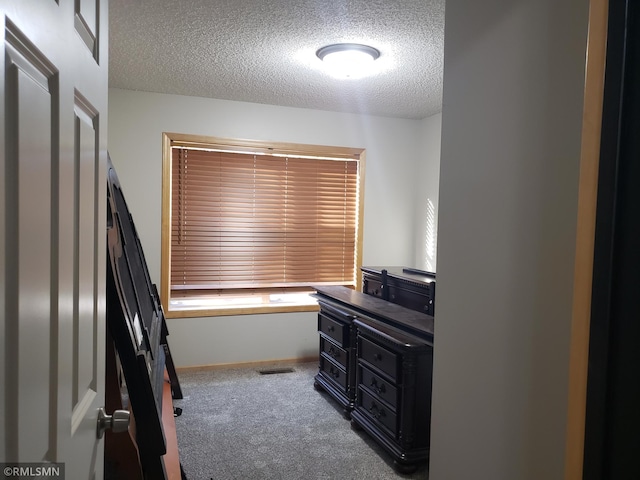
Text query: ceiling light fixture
316 43 380 79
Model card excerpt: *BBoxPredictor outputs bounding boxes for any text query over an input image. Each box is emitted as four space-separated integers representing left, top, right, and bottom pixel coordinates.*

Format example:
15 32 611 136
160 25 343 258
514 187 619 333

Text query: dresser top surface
361 266 436 285
313 285 434 339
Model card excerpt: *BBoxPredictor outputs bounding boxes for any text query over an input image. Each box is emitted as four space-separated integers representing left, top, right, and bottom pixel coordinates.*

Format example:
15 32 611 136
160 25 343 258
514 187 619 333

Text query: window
161 133 365 317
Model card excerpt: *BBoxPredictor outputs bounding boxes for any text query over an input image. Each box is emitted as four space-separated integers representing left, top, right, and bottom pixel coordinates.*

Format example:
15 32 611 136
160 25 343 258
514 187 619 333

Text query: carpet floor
174 361 429 480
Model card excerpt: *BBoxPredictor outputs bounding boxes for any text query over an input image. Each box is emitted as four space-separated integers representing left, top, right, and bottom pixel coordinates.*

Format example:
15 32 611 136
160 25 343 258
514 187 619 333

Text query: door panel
1 0 108 478
72 96 99 430
74 0 98 59
5 16 58 464
16 72 53 459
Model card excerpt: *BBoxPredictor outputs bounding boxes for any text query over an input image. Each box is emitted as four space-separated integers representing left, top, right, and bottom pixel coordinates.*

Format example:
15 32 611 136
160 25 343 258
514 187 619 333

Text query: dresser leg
393 460 418 474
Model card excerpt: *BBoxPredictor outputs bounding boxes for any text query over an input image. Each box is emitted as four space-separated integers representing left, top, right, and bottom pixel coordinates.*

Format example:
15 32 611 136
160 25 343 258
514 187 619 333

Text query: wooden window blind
170 147 359 293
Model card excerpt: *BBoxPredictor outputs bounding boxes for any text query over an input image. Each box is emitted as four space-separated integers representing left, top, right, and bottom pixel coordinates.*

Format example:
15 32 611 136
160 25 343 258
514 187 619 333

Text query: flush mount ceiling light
316 43 381 79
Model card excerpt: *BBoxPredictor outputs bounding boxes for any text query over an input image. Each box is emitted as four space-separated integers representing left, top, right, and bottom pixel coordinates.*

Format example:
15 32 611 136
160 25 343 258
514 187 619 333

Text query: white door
0 0 108 478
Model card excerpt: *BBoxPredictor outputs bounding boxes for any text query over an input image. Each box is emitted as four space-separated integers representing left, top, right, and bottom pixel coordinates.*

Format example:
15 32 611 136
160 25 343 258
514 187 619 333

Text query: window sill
165 291 320 318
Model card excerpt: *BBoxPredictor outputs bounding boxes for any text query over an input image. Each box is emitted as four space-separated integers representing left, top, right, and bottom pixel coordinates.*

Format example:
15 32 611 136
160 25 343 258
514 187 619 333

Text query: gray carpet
174 361 429 480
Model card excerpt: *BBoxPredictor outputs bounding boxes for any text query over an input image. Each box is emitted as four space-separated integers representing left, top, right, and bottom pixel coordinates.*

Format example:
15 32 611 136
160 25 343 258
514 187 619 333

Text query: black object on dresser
313 285 434 473
361 266 436 316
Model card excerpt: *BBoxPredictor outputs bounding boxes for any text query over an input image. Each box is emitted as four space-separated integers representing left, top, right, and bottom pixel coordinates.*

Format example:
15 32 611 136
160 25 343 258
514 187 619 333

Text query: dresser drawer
319 356 348 391
358 388 398 437
320 336 349 369
359 336 398 381
318 312 349 347
359 364 397 409
387 284 432 315
362 277 384 299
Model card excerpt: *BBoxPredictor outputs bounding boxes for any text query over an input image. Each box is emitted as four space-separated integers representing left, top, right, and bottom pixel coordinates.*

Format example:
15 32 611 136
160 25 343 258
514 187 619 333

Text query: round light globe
316 43 380 79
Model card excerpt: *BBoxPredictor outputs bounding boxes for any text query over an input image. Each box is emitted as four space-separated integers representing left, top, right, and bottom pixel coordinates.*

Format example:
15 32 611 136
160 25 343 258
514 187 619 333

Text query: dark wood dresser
361 266 436 316
315 298 359 417
313 285 434 473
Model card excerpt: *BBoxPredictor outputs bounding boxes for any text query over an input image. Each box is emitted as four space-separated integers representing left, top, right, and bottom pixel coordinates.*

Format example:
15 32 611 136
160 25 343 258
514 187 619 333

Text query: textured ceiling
109 0 445 120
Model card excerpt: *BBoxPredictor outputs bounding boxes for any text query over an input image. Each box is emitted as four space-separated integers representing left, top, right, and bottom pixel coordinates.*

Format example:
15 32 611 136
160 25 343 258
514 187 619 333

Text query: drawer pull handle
328 346 339 359
329 367 340 379
327 325 335 332
370 378 386 395
369 403 386 420
374 353 382 361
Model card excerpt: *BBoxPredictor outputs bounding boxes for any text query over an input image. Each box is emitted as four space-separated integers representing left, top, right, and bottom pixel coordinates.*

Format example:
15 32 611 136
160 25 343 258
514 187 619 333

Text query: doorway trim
564 0 609 478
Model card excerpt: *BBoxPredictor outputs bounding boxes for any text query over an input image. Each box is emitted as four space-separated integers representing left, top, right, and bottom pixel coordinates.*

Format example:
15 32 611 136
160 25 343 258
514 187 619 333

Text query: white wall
108 89 437 366
414 112 442 272
430 1 589 479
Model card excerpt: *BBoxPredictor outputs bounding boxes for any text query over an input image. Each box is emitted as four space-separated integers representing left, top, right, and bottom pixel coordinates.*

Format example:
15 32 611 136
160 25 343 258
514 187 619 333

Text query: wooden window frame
161 132 366 318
